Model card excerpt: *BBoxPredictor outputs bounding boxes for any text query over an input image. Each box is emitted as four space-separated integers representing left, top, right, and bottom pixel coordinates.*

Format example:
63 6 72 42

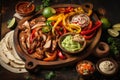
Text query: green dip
61 35 81 52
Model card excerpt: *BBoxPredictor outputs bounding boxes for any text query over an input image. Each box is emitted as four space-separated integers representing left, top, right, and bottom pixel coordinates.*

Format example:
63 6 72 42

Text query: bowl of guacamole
58 33 86 54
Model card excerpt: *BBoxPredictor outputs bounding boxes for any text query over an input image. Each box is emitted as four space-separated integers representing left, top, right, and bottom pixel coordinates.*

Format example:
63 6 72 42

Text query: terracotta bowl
15 1 35 17
58 33 86 54
93 42 110 58
96 58 119 76
76 60 95 76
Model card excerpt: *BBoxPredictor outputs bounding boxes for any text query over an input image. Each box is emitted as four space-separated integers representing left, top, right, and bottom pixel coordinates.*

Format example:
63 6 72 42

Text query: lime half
7 18 16 29
101 17 111 30
42 7 56 18
107 29 119 37
112 23 120 31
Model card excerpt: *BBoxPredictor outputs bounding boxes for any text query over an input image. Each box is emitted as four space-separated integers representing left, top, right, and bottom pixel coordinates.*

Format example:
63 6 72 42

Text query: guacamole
61 35 81 52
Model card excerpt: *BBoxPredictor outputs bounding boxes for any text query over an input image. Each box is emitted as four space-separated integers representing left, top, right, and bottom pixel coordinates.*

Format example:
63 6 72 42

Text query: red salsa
16 2 35 14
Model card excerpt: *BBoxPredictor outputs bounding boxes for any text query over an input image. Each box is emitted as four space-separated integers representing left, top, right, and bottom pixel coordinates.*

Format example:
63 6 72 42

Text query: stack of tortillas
0 30 27 73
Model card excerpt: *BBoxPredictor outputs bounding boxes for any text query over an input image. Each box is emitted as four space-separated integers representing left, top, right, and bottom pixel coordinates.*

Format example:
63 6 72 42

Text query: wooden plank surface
0 0 120 80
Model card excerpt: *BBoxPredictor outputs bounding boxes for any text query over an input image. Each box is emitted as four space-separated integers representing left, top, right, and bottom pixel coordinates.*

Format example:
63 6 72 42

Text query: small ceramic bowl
15 1 35 17
96 58 118 76
93 42 110 58
76 60 95 76
58 33 86 54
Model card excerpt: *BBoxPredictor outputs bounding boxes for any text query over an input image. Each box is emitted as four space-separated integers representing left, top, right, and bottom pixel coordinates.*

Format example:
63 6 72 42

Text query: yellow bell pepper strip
74 7 84 13
43 51 57 61
47 14 59 21
62 13 75 32
68 24 81 33
87 9 92 16
62 12 82 33
52 14 64 35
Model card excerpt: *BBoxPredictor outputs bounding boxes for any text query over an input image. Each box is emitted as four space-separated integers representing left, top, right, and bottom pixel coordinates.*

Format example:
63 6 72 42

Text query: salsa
16 2 35 14
76 60 95 75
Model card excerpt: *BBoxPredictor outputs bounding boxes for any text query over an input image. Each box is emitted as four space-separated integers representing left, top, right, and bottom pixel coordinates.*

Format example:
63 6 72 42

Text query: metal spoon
27 0 34 8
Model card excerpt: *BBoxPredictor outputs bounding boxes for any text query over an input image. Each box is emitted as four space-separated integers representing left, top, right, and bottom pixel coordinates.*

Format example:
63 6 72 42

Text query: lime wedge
112 23 120 31
7 18 16 29
107 29 119 37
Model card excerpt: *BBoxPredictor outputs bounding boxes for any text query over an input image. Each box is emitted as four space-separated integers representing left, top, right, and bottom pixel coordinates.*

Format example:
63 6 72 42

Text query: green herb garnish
107 37 120 56
45 71 56 80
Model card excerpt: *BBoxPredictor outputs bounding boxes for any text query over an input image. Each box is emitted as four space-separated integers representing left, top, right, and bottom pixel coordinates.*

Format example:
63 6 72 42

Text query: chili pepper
83 31 96 40
30 29 36 43
81 20 102 35
57 50 66 60
43 51 57 61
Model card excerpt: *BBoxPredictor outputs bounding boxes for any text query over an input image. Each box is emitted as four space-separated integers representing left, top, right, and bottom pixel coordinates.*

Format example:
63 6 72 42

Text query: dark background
0 0 120 80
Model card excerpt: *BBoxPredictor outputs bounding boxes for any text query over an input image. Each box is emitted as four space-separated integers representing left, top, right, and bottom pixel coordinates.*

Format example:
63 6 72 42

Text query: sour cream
99 60 116 74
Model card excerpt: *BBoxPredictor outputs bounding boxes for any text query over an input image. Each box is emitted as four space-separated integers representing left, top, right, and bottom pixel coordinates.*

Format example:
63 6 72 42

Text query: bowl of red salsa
76 60 95 76
15 1 35 16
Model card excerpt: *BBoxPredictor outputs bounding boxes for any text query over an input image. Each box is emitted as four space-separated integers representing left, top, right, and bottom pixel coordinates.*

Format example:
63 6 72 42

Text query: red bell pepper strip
55 22 67 35
65 6 74 13
57 50 66 60
82 21 93 31
55 6 74 13
30 29 36 43
55 26 66 35
27 48 33 54
83 31 96 40
81 20 102 35
88 21 93 29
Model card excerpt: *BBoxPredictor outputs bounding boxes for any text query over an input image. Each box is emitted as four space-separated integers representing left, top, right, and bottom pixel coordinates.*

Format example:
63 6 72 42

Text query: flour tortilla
0 38 10 64
0 58 27 73
3 31 25 64
0 31 27 73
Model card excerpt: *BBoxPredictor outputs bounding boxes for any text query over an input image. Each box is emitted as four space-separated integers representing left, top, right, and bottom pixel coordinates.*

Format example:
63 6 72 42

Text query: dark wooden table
0 0 120 80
